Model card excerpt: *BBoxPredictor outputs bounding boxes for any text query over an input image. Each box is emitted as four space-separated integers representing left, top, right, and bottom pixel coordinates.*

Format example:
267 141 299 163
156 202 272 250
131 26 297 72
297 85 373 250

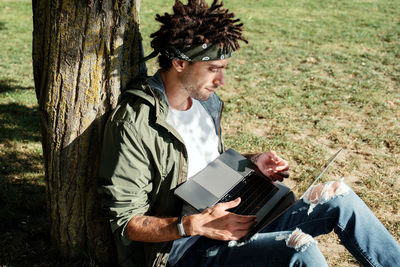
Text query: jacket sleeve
98 120 153 245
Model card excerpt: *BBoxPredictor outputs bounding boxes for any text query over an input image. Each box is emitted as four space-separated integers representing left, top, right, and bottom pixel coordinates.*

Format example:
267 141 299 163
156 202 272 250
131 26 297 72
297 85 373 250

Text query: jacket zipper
217 101 224 153
178 151 184 184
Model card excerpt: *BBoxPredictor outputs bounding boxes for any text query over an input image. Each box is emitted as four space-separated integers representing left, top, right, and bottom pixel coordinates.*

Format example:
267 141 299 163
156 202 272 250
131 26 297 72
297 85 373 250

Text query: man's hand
187 198 257 241
126 198 256 243
251 151 289 181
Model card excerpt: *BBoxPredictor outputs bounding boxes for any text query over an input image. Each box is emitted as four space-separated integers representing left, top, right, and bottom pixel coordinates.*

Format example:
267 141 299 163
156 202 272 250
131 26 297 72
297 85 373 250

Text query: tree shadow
0 78 35 93
0 148 58 265
0 146 43 180
0 108 114 265
0 76 49 264
0 21 6 31
0 181 57 266
0 103 41 143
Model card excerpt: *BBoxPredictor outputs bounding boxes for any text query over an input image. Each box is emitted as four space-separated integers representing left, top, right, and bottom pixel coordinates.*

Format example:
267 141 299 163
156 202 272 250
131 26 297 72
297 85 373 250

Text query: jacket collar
147 70 169 107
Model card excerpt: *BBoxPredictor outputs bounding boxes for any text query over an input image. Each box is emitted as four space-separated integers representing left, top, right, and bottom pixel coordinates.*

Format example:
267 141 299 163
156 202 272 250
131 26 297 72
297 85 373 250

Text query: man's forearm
126 215 184 242
125 199 257 243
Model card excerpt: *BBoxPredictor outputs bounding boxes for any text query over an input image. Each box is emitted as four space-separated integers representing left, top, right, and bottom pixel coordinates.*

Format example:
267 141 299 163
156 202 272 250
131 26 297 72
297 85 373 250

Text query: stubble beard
180 70 211 101
185 85 210 101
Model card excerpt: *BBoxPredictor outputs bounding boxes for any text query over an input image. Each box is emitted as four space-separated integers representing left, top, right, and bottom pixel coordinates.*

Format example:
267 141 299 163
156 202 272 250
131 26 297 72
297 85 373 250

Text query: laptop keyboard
220 171 278 215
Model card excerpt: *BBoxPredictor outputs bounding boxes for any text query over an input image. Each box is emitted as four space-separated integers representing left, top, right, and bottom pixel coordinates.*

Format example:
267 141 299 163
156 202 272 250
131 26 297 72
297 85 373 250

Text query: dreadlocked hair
150 0 248 69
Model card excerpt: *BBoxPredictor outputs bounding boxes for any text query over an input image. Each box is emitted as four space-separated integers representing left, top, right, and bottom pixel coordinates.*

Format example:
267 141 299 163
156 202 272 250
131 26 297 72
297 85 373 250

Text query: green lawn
1 0 399 265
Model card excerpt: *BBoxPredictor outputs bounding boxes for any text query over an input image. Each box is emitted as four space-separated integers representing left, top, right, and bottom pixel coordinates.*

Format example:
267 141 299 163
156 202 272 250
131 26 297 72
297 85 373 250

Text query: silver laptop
174 148 342 241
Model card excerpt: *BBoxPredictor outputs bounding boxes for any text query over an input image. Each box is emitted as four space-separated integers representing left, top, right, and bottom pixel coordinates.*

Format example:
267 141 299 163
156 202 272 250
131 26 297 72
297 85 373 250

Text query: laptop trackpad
193 159 244 197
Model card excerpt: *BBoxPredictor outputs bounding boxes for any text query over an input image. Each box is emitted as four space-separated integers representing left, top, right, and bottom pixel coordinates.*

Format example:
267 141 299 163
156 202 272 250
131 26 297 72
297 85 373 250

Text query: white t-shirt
166 98 220 266
166 98 220 178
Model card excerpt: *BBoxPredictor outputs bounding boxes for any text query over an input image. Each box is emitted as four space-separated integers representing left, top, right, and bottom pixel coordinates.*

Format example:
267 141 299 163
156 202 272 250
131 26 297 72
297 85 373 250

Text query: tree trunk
32 0 146 263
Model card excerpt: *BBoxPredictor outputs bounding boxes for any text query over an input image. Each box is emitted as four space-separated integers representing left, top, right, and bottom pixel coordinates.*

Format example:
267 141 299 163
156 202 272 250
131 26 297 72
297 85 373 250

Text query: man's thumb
221 197 241 210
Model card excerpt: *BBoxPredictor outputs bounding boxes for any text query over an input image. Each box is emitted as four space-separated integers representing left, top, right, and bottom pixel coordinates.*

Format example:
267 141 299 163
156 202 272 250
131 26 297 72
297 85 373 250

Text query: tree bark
32 0 146 263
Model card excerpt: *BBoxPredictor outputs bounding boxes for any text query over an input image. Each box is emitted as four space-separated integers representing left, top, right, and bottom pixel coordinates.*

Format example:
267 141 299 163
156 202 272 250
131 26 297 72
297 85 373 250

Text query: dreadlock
150 0 247 69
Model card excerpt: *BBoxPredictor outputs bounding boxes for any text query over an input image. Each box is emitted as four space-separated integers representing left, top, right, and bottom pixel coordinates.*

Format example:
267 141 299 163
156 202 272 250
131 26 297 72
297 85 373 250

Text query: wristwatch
177 216 187 237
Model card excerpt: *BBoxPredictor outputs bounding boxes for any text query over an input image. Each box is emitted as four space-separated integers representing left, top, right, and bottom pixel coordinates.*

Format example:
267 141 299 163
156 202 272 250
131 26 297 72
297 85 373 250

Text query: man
99 1 400 266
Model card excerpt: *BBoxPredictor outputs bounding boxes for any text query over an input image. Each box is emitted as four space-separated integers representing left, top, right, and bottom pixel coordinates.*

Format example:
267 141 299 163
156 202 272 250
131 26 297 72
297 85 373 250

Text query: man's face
178 59 229 101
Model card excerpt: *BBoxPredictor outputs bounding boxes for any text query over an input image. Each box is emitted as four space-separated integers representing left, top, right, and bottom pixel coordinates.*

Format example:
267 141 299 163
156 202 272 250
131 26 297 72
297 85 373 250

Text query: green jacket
99 71 224 267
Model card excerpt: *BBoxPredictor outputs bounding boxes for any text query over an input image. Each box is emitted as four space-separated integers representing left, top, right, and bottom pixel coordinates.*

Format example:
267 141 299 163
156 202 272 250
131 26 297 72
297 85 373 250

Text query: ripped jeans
175 182 400 267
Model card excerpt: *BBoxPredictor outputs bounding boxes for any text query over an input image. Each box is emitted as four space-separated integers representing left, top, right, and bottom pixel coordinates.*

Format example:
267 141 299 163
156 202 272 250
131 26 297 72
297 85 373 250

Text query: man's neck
160 69 192 111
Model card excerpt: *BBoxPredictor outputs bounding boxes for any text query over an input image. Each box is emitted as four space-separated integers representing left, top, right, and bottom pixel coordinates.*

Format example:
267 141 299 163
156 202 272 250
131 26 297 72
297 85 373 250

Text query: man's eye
210 68 218 73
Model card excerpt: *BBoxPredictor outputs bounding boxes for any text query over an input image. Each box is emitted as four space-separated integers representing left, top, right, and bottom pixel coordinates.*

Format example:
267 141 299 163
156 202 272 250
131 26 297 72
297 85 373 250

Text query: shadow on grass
0 78 34 93
0 21 6 31
0 91 117 265
0 149 59 266
0 78 54 264
0 103 41 143
0 180 55 266
0 112 117 266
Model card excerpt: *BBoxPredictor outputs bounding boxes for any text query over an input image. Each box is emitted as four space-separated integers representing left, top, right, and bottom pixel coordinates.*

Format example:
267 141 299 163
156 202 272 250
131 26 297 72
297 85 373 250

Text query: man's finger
218 197 241 210
277 171 290 178
275 163 289 172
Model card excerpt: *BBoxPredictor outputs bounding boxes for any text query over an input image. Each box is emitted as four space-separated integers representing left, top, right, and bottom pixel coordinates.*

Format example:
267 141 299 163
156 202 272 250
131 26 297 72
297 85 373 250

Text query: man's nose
214 71 225 87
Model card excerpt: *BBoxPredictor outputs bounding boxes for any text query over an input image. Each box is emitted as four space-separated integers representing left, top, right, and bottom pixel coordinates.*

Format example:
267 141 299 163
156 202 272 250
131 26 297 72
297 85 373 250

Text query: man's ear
171 60 187 72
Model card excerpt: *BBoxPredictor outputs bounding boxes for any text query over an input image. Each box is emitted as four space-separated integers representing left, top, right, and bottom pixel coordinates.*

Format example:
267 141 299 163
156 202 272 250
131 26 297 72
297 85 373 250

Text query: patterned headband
142 43 232 62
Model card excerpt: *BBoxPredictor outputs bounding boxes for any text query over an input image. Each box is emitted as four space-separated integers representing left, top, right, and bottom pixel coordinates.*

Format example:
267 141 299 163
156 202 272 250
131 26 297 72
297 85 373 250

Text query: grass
1 0 399 266
0 0 53 265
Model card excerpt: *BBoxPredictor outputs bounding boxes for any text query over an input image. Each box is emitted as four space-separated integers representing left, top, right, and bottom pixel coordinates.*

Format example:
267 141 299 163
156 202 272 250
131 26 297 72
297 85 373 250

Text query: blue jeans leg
263 182 400 267
175 231 328 267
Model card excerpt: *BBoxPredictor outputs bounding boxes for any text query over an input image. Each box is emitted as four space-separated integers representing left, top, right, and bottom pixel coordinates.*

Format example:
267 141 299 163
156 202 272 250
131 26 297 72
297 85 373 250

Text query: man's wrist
250 153 262 165
177 215 197 237
243 153 261 164
183 214 199 236
177 216 187 237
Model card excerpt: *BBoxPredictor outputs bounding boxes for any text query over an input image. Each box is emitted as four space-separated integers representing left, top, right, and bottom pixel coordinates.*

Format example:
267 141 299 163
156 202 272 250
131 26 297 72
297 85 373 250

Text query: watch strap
177 216 187 237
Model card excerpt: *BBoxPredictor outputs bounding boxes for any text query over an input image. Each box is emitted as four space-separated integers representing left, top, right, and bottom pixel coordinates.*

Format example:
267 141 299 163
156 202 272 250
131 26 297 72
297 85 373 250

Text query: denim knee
275 228 329 267
290 241 328 267
302 180 352 215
